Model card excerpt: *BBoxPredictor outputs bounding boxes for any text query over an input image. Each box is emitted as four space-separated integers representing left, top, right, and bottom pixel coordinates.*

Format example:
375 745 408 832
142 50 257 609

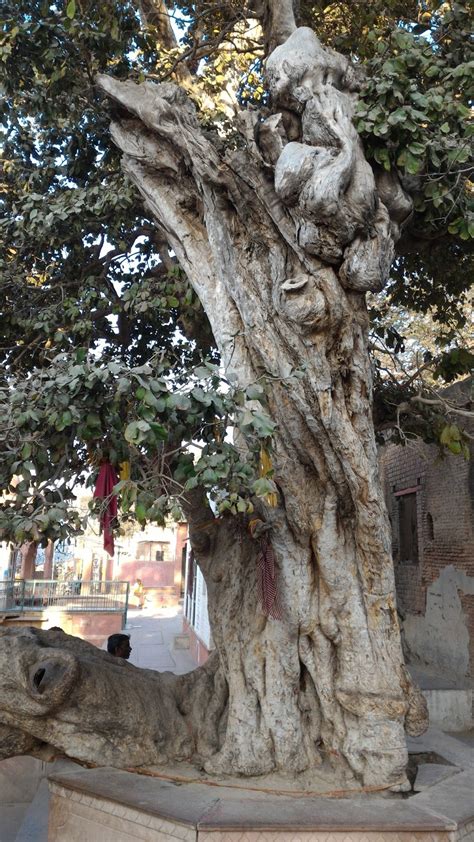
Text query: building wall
118 560 175 588
115 522 187 606
380 434 474 681
0 543 13 579
183 550 213 664
183 617 211 666
2 610 124 648
72 520 187 606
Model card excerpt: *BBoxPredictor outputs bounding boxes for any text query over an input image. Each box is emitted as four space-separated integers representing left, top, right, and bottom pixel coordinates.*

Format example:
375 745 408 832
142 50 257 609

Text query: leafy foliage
354 9 473 241
1 0 215 375
1 0 472 543
0 349 278 543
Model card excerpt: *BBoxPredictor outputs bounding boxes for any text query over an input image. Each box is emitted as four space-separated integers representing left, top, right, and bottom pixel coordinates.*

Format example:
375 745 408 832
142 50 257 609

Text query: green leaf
408 142 425 156
191 386 212 405
251 412 276 438
143 390 160 408
124 422 138 443
149 422 167 440
201 468 218 483
374 147 391 169
246 383 266 400
193 365 214 379
57 410 73 430
171 393 192 411
66 0 76 18
404 151 423 175
86 412 101 428
150 379 166 394
387 108 407 126
252 477 277 497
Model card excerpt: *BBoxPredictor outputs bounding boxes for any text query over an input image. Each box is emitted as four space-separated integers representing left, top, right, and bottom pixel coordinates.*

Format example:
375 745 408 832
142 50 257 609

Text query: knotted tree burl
1 10 428 792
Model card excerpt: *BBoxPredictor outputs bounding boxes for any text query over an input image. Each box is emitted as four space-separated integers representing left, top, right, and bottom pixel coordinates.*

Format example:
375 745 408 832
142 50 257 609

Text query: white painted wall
0 543 12 579
404 565 474 680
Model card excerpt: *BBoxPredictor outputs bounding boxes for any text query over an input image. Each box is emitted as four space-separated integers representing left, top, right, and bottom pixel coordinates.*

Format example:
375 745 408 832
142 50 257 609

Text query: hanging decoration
119 460 131 481
93 462 119 556
259 446 279 508
249 518 283 620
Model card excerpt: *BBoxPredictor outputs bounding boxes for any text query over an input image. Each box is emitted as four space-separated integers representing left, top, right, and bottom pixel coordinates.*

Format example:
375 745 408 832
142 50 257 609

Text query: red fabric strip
93 462 119 556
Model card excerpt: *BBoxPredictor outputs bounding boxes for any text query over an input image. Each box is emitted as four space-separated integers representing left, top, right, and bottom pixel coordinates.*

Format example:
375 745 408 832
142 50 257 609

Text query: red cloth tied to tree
93 462 119 556
249 518 283 620
256 534 283 620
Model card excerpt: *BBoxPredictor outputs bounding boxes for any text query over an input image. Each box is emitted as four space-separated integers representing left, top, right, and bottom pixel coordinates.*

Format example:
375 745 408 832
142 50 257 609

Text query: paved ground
450 729 474 748
123 603 197 674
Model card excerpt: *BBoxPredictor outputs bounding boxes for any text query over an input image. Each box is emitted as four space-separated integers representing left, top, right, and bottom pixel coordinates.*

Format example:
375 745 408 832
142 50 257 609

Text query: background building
379 378 474 687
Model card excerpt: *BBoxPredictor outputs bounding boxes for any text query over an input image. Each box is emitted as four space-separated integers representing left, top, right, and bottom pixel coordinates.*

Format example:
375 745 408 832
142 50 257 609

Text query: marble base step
48 763 474 842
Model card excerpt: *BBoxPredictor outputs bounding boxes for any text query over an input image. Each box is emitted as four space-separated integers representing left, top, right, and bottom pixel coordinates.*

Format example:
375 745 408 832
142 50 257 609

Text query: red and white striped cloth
256 532 283 620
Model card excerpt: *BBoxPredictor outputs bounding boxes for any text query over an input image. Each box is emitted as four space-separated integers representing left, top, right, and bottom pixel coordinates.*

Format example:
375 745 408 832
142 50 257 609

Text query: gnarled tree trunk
96 22 427 789
0 15 428 793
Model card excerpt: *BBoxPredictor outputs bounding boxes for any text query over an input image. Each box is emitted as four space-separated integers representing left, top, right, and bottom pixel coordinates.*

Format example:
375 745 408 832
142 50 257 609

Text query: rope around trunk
124 765 407 798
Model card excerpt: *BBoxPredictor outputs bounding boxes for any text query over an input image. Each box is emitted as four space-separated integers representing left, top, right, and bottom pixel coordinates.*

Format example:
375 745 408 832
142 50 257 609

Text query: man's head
107 633 132 659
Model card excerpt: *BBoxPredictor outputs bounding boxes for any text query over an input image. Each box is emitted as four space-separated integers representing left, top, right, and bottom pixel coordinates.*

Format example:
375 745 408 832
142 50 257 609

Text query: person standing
133 578 145 609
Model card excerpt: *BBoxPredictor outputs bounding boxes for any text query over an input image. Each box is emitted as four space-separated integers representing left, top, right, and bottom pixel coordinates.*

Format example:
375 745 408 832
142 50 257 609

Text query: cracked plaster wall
403 565 474 680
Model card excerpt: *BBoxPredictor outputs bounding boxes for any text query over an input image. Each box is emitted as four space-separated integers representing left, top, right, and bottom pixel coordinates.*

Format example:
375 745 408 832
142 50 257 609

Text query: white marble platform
47 762 474 842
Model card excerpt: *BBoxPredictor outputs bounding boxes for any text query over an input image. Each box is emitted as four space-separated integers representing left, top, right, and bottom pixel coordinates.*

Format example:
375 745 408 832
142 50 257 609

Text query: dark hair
107 633 130 654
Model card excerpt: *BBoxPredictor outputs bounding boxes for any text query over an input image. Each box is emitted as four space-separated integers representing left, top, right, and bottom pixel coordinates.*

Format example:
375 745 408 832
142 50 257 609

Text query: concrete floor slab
448 729 474 748
0 804 29 842
413 763 460 791
123 606 197 674
0 758 45 805
411 767 474 826
407 727 474 768
14 779 49 842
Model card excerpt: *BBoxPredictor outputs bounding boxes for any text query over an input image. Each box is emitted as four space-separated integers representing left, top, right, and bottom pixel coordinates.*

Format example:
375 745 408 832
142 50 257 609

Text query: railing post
123 582 130 629
20 579 25 613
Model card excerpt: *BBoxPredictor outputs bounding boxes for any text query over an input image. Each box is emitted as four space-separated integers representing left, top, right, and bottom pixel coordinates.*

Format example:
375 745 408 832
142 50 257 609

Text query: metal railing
0 580 129 624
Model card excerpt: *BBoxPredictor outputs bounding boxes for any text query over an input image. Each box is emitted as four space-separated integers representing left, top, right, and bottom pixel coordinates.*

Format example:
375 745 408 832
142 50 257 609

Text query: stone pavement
0 756 45 842
123 603 198 674
0 603 197 842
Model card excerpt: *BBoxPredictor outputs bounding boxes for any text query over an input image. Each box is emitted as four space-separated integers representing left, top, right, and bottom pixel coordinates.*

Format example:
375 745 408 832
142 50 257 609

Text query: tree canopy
1 0 473 546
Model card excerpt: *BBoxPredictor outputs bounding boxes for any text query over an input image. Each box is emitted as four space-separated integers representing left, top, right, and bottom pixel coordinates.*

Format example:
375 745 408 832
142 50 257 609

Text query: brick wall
379 434 474 678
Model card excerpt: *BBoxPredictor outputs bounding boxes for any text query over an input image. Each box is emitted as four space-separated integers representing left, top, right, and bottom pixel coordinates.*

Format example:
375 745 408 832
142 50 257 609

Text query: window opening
399 492 419 563
427 512 434 542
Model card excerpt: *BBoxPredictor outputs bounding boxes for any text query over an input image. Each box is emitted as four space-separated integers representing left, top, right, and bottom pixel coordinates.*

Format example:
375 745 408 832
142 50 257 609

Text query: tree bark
0 626 226 768
0 25 428 792
94 25 427 789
